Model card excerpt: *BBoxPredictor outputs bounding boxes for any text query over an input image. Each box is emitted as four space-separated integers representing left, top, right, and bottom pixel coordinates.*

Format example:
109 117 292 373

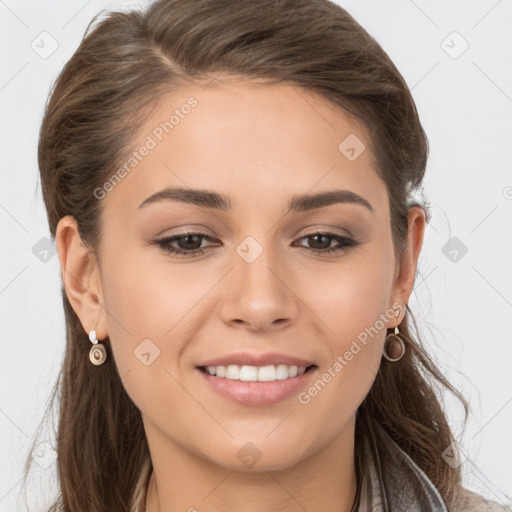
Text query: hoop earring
383 326 405 362
89 329 107 365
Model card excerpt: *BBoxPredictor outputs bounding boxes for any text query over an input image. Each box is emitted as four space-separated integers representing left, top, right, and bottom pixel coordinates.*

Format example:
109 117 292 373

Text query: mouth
196 363 318 405
196 363 317 382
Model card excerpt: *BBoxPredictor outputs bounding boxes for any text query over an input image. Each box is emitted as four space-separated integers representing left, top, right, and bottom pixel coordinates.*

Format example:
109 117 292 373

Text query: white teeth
258 365 276 381
288 365 298 378
226 365 240 379
203 364 308 381
275 364 289 380
239 365 258 381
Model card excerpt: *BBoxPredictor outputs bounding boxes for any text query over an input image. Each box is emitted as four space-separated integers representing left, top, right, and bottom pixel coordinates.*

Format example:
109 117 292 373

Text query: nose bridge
219 232 299 330
234 232 284 297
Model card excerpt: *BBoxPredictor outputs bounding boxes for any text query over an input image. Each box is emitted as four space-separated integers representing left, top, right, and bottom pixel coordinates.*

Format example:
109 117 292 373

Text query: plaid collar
359 425 449 512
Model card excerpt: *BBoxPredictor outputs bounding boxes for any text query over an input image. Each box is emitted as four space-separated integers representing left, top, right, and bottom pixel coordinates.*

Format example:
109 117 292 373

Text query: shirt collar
360 424 449 512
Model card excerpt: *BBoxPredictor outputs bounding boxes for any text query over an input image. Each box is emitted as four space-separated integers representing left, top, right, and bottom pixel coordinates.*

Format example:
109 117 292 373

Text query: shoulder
452 487 512 512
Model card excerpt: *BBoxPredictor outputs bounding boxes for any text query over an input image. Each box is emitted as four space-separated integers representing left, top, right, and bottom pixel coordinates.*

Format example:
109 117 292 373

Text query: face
60 79 422 473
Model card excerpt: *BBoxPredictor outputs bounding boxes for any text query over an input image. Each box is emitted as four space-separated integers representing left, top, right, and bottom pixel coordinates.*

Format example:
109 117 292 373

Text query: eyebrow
136 187 374 214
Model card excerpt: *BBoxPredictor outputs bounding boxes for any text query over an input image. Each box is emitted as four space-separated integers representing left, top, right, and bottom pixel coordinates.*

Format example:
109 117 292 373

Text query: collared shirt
359 425 448 511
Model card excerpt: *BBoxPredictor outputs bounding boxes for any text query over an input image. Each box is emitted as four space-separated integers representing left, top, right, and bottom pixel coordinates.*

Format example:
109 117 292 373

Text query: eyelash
154 231 360 257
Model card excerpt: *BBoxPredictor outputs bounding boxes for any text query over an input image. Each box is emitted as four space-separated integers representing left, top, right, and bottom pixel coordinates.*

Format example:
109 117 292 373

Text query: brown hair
23 0 470 510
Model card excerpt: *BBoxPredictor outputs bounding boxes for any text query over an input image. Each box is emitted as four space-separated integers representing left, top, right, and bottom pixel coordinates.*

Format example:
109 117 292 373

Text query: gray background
1 0 511 510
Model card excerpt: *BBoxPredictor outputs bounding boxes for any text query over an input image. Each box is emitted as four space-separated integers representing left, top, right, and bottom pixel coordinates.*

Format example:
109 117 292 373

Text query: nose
218 241 300 333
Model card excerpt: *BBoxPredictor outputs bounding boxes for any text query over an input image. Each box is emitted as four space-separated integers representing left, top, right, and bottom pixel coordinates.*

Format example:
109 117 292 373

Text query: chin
198 436 312 473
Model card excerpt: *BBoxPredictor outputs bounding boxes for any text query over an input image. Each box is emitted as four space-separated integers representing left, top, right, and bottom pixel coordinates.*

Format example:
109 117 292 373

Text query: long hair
23 0 469 510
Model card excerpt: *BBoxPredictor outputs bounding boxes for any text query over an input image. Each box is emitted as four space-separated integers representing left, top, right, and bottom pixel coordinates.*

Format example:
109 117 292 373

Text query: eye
153 230 360 257
154 231 217 256
293 231 360 255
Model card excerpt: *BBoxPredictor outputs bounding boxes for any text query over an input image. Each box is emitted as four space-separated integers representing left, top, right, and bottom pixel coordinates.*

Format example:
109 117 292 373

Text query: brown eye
155 232 216 256
295 232 360 254
153 230 360 258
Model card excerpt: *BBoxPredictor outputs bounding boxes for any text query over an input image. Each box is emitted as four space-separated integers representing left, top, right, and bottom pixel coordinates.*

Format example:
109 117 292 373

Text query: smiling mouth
197 364 317 382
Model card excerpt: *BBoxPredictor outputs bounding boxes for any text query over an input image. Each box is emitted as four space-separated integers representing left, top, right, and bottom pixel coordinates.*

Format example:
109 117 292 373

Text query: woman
24 0 510 510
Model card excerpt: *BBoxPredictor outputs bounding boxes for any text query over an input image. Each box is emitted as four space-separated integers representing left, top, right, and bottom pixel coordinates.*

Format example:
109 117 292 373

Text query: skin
56 79 425 512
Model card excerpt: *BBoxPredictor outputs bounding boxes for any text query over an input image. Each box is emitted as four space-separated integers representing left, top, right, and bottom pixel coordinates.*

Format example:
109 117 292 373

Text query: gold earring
89 329 107 365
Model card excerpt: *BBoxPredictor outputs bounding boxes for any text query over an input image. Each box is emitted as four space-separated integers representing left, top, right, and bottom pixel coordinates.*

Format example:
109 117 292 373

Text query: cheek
297 274 389 432
98 249 177 373
101 239 195 336
99 247 218 389
302 252 394 348
297 248 394 400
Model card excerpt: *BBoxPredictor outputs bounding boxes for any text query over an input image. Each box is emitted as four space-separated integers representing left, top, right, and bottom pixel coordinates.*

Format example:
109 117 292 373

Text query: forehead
101 79 388 220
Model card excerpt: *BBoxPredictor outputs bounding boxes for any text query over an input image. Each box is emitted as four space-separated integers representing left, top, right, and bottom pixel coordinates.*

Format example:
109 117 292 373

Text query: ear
55 215 108 340
388 206 426 326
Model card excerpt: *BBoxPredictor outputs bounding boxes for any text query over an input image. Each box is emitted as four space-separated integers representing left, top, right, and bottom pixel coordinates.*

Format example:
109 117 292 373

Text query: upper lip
197 351 316 368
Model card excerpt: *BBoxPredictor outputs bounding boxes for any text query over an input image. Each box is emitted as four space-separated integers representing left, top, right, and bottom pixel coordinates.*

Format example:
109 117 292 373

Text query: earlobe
56 215 107 339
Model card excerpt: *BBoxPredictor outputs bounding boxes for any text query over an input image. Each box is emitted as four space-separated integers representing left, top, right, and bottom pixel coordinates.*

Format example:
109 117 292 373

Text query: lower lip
197 366 318 406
